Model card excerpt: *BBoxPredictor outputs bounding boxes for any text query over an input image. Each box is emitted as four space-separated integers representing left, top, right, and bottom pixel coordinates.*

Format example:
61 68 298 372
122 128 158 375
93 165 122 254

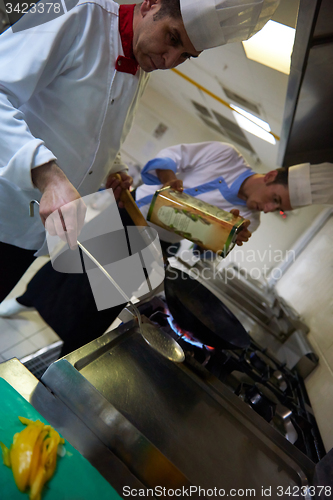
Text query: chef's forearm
0 9 78 191
156 169 178 185
31 161 69 193
0 91 56 191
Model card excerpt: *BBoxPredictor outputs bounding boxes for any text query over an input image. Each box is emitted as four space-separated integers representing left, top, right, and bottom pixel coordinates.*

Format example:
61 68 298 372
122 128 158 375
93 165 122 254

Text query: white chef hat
180 0 280 51
288 162 333 209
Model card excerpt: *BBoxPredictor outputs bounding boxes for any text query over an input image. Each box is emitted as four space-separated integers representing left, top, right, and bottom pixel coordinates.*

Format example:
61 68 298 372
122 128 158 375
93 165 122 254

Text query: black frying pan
164 266 250 350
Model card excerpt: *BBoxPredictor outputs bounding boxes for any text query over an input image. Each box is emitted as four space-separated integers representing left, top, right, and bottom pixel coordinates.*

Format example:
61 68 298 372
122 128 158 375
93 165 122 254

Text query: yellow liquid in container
147 187 246 257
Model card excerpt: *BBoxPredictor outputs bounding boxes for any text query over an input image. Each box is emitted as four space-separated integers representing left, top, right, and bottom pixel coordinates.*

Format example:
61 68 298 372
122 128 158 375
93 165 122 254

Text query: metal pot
164 265 250 350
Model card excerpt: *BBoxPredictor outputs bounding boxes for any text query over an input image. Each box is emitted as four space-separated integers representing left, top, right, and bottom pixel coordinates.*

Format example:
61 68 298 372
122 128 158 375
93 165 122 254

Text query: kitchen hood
278 0 333 167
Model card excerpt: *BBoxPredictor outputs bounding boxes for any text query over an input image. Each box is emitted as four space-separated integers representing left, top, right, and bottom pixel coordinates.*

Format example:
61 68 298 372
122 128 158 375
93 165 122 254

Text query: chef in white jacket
136 141 260 248
136 143 333 255
0 0 280 302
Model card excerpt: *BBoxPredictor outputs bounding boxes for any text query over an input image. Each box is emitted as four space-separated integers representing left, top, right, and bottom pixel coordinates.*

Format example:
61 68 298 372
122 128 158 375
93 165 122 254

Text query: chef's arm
0 11 80 191
140 156 179 186
32 161 86 249
156 169 183 191
229 209 251 246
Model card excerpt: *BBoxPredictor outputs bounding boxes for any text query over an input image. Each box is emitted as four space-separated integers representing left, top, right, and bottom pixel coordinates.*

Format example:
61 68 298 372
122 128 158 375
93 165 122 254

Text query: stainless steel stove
137 295 325 464
23 298 329 499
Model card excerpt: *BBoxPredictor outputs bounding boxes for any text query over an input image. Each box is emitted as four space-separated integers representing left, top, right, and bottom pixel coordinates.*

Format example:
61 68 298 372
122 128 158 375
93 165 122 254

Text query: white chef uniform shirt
0 0 149 255
136 142 261 243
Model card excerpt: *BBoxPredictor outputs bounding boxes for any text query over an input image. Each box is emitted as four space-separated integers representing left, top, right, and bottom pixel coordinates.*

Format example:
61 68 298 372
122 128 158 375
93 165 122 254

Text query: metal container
147 187 246 257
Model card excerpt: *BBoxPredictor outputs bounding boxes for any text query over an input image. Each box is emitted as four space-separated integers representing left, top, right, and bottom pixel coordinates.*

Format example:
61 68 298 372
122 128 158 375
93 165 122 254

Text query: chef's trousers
0 241 36 302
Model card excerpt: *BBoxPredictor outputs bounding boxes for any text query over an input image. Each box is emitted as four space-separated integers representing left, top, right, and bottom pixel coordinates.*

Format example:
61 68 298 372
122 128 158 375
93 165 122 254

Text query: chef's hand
32 161 86 249
105 171 133 208
162 178 184 192
156 169 183 192
229 209 252 246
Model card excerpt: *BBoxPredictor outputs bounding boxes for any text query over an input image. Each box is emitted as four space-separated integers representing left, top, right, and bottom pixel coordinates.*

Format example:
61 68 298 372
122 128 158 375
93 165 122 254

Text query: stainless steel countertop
43 322 317 493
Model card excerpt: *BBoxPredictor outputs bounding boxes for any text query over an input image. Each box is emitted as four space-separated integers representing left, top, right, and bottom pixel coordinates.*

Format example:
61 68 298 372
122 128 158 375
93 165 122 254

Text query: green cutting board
0 377 121 500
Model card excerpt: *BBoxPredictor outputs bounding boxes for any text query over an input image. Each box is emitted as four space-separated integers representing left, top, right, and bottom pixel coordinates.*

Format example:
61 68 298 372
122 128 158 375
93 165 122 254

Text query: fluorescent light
231 107 276 144
242 20 295 75
230 104 271 132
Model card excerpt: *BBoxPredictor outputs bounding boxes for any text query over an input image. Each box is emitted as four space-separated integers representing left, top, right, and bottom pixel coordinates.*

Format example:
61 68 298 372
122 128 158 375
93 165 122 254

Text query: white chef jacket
136 142 261 243
0 0 149 255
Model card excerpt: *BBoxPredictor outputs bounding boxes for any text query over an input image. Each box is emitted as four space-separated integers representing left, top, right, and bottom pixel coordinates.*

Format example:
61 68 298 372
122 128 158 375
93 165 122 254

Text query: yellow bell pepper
0 441 11 467
10 419 45 491
29 427 49 487
0 416 65 500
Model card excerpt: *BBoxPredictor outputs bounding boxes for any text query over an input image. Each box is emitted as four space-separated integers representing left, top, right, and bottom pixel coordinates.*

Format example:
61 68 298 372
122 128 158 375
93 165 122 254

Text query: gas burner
270 370 288 393
244 350 289 393
137 295 325 462
273 404 298 445
149 305 215 353
247 350 278 372
238 382 278 423
148 310 170 327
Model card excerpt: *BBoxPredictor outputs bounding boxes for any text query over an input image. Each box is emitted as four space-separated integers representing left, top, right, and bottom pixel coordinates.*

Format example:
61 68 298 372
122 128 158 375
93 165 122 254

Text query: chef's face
133 0 201 72
245 171 292 213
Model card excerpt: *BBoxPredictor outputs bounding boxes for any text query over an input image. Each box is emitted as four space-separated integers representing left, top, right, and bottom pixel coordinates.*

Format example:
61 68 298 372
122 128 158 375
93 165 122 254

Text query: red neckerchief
116 4 139 76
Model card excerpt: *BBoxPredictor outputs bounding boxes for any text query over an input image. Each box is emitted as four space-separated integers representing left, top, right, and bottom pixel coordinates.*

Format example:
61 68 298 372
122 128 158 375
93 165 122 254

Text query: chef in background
135 145 333 255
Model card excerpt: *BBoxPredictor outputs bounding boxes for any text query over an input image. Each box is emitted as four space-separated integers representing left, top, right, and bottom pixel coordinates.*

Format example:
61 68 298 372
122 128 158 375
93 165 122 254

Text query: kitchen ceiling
133 0 300 171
